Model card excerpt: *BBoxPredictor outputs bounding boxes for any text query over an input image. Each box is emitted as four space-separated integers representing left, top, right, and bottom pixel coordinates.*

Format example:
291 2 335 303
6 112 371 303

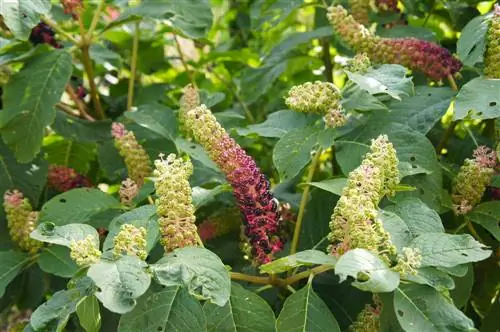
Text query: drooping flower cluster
197 207 242 242
113 224 147 260
178 84 200 138
69 235 102 266
452 146 496 215
484 5 500 78
29 22 63 49
328 135 399 263
48 165 92 192
1 305 32 332
154 153 198 252
185 105 284 264
111 122 152 187
3 190 42 253
285 81 346 128
327 5 462 81
60 0 83 19
349 298 382 332
119 178 139 205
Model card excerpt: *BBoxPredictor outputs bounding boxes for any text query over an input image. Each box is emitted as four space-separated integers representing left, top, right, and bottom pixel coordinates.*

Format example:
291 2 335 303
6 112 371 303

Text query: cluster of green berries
69 235 102 266
112 224 147 260
178 84 200 138
348 53 372 73
484 5 500 78
350 297 382 332
327 135 399 263
111 123 152 187
153 153 198 252
285 81 346 128
452 146 496 215
3 190 42 253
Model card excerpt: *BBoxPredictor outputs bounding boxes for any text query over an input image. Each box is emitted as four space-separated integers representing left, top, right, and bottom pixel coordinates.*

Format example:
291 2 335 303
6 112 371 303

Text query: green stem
81 44 105 119
127 21 140 112
41 16 79 44
88 0 106 37
290 149 323 255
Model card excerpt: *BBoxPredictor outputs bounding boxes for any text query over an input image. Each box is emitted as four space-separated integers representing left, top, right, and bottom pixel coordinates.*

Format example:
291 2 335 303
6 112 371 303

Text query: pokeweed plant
0 0 498 331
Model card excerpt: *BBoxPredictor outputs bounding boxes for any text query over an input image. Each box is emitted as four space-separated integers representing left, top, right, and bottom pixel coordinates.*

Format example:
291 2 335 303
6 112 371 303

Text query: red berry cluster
29 22 63 49
48 165 92 192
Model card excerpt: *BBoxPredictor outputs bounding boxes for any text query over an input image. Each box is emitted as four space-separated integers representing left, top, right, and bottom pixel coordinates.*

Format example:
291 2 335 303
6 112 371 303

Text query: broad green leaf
37 245 79 278
122 0 213 38
394 284 475 332
151 247 230 307
0 50 72 162
200 90 226 108
31 222 100 248
467 201 500 241
450 264 474 309
103 205 159 253
409 233 491 268
307 178 347 196
0 250 31 297
39 188 122 227
192 184 232 210
0 0 51 39
341 84 389 112
260 250 336 274
52 112 112 143
30 276 95 331
252 0 302 29
404 267 455 291
378 210 413 251
457 13 491 66
335 249 400 292
346 65 414 101
175 138 219 172
381 86 455 134
237 110 312 138
44 135 96 174
124 104 177 141
204 283 276 332
276 282 341 332
87 256 151 314
77 295 102 332
454 77 500 120
118 286 206 332
334 140 370 175
89 44 122 67
384 198 444 239
273 126 320 180
0 140 48 207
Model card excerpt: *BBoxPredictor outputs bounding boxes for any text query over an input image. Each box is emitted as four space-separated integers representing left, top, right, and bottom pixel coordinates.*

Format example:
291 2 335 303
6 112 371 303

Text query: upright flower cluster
350 299 382 332
197 207 242 242
153 153 198 252
3 190 41 253
113 224 147 260
178 84 200 138
185 105 284 264
328 135 399 262
452 146 496 215
484 5 500 78
285 81 346 128
48 165 92 192
29 22 62 48
327 5 462 81
111 123 152 186
69 235 102 266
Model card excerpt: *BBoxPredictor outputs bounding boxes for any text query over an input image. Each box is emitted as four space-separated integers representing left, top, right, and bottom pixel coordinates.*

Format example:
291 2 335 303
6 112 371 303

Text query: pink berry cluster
452 146 496 215
185 105 284 264
327 5 462 81
48 165 92 192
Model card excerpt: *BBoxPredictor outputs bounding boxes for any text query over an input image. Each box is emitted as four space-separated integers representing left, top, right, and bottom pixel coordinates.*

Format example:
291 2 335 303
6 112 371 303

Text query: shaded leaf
192 184 232 210
260 250 336 274
44 136 96 174
77 295 102 332
467 201 500 241
307 178 347 196
0 250 31 297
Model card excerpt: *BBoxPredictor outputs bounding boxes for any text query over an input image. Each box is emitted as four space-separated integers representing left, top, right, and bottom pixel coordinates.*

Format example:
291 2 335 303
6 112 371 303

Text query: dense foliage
0 0 499 331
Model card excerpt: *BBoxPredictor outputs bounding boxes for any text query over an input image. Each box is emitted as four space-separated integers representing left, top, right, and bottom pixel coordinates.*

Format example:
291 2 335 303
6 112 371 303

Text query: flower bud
185 105 284 264
3 190 42 253
111 123 152 187
452 146 496 215
113 224 147 260
69 235 101 266
153 153 198 252
48 165 92 192
485 5 500 78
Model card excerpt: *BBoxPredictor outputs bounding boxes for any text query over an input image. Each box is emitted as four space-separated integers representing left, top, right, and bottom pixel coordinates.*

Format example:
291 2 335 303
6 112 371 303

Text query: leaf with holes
335 249 400 292
454 77 500 120
457 13 491 66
